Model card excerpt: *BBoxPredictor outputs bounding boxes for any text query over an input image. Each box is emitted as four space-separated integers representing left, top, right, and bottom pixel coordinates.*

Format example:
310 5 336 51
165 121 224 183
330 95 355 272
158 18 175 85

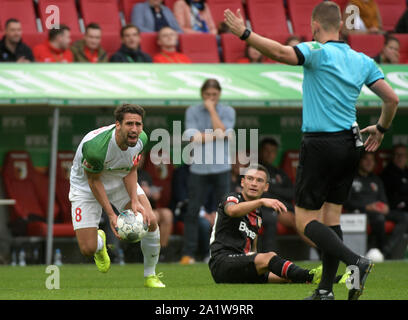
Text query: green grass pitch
0 261 407 300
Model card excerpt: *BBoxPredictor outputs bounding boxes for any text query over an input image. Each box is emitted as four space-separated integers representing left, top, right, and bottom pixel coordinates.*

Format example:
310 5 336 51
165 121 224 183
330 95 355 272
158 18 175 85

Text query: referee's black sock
304 220 359 266
318 225 343 292
268 255 312 283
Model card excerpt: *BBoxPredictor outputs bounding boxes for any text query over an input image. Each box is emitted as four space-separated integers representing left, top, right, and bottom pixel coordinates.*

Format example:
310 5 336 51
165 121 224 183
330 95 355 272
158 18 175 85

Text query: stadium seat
0 0 38 33
374 149 392 175
37 0 82 36
246 0 290 38
347 34 384 57
22 32 48 49
56 151 75 223
79 0 122 35
332 0 349 13
367 220 395 235
144 150 174 209
280 150 300 184
277 222 297 235
393 34 408 63
100 33 122 58
206 0 245 32
140 32 160 58
286 0 321 40
376 0 407 32
220 33 246 62
179 33 220 63
120 0 145 24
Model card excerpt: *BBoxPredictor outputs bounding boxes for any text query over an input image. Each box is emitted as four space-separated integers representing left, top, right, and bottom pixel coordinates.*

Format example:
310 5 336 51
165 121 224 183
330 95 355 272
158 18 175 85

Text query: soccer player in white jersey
69 104 165 288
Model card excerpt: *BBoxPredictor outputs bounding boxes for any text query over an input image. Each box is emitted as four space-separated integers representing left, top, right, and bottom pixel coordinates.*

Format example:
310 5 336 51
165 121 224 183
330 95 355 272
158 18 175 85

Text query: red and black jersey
210 192 263 258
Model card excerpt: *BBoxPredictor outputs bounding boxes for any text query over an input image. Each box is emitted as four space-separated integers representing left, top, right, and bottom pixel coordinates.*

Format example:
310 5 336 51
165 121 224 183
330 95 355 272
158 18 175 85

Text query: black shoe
304 289 335 300
348 256 374 300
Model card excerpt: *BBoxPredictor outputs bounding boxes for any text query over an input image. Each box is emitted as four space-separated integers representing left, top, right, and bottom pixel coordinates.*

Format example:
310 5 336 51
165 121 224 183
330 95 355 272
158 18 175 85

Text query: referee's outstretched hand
224 9 246 38
360 125 384 152
261 198 287 215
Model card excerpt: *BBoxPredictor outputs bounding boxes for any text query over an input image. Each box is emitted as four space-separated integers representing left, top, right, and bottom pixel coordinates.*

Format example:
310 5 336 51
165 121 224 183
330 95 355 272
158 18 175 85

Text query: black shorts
295 130 362 210
208 253 268 284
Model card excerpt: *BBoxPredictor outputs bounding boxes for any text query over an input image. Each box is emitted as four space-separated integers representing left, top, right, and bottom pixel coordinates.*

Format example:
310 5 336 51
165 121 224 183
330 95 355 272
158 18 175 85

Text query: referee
224 1 398 300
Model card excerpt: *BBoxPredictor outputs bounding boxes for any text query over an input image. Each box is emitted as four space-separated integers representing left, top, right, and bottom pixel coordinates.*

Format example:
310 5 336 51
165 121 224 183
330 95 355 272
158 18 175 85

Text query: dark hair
392 143 407 157
311 1 341 32
285 35 303 46
259 137 279 150
114 104 145 123
384 35 400 46
244 45 263 63
200 78 221 94
5 18 19 29
360 150 375 160
48 24 70 41
243 164 270 183
85 23 101 33
120 24 139 38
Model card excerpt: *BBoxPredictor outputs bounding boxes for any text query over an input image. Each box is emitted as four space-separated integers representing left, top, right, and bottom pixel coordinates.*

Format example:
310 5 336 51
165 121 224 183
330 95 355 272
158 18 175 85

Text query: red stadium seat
347 34 384 57
367 220 395 234
393 33 408 63
287 0 321 40
376 0 407 32
206 0 245 31
179 33 220 63
280 150 300 184
120 0 145 23
22 32 48 49
246 0 290 38
220 33 246 62
140 32 160 58
332 0 349 13
37 0 82 36
56 151 75 223
0 0 38 33
79 0 122 34
277 222 297 235
100 33 122 58
375 149 392 175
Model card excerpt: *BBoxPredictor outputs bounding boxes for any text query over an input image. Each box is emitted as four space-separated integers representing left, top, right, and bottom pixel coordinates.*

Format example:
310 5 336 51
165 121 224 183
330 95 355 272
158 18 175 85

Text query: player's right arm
361 79 399 152
225 198 287 218
224 9 299 65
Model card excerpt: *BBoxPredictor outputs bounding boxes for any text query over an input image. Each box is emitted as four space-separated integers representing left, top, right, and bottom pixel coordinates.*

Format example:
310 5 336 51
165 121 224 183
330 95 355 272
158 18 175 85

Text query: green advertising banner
0 63 407 107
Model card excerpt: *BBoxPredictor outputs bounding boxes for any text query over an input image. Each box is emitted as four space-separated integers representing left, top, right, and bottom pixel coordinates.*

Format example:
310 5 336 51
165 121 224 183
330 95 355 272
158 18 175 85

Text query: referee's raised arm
224 9 299 65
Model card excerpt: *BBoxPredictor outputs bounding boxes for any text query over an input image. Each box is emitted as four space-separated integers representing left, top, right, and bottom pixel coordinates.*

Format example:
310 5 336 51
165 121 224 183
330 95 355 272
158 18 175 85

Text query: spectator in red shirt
153 26 191 63
33 25 73 63
236 45 263 63
70 23 108 63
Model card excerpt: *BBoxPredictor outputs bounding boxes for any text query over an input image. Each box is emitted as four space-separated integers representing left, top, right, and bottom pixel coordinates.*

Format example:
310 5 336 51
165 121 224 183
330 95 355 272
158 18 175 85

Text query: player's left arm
123 166 150 225
224 9 299 65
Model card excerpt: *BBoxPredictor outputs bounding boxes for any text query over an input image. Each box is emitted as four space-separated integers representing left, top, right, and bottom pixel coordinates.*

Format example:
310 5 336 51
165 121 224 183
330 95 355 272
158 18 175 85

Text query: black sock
304 220 359 266
268 255 312 283
318 225 343 292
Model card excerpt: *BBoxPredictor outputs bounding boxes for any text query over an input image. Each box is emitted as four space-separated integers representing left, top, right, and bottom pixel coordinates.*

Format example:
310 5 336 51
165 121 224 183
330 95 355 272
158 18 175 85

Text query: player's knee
79 242 97 257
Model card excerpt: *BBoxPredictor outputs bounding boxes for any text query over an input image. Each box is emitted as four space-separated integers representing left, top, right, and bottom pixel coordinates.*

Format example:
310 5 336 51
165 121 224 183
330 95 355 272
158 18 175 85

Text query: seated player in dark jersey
208 164 323 284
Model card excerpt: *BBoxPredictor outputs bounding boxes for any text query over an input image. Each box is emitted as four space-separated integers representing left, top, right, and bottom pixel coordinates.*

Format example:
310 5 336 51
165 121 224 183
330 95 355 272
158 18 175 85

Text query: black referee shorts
209 253 268 284
295 130 362 210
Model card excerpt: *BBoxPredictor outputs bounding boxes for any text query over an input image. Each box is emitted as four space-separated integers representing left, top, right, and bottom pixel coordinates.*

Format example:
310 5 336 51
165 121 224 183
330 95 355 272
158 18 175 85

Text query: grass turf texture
0 261 407 300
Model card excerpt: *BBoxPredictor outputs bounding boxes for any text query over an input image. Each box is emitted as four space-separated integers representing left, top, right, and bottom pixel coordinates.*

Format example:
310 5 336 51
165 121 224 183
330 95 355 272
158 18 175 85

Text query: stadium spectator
344 151 408 260
110 25 152 63
171 164 214 262
33 25 73 63
180 78 235 265
343 0 384 34
153 26 192 63
70 23 108 63
173 0 217 35
0 18 34 62
131 0 182 33
373 36 400 64
285 35 302 47
381 144 408 215
137 153 173 258
395 9 408 33
236 45 263 63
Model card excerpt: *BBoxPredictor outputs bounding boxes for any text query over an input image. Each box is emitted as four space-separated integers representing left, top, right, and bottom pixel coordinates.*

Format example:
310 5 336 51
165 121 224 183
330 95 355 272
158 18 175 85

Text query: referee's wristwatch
240 28 251 40
376 123 389 134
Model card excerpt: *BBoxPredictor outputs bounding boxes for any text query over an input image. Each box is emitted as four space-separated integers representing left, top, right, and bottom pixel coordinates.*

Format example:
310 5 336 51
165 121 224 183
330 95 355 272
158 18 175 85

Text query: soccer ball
116 209 148 243
365 248 384 263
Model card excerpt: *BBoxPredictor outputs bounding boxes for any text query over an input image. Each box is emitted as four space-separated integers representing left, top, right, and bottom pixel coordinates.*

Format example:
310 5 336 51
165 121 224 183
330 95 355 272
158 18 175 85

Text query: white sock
141 227 160 277
96 234 104 252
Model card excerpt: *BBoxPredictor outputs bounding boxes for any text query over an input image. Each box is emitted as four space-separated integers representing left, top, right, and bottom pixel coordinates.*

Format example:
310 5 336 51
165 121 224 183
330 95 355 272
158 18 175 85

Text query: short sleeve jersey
294 41 384 133
209 192 263 257
70 124 148 196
